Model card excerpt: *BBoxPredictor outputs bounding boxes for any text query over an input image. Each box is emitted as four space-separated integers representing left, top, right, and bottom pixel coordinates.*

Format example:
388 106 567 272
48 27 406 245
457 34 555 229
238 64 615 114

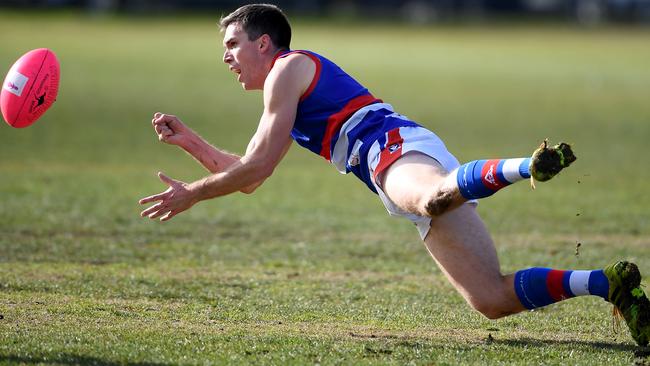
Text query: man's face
222 23 267 90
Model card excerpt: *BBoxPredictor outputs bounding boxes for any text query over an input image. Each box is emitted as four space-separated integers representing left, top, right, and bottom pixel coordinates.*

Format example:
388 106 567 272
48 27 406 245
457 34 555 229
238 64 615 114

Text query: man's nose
223 50 232 64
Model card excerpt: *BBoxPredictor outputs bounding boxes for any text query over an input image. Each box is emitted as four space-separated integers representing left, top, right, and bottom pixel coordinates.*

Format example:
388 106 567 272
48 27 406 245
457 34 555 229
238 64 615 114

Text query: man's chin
241 83 261 91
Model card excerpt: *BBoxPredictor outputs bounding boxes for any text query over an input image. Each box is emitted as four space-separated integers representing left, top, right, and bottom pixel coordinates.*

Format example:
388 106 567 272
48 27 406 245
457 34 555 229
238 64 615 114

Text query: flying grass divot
530 139 577 189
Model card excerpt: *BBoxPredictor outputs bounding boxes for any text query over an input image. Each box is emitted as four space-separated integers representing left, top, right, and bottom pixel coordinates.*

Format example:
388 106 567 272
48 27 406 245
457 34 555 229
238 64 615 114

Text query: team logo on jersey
388 143 401 153
348 154 360 167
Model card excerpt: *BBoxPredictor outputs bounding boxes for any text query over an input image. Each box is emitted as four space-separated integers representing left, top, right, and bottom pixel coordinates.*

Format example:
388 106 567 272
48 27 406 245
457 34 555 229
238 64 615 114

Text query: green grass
1 11 650 365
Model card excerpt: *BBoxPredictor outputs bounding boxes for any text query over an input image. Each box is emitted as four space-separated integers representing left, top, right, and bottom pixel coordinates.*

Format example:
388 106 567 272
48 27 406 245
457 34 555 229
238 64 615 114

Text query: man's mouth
230 67 242 82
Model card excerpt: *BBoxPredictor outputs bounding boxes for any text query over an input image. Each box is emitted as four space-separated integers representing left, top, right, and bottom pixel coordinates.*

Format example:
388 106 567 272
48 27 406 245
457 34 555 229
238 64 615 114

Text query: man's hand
139 172 199 221
152 112 194 147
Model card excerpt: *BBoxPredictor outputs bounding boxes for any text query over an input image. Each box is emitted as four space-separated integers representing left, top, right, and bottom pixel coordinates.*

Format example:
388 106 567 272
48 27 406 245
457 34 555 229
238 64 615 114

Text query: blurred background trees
2 0 650 25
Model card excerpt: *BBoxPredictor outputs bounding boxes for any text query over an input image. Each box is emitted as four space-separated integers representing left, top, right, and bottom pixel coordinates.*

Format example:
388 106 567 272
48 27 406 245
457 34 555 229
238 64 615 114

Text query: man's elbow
239 187 256 195
239 163 274 194
240 182 262 194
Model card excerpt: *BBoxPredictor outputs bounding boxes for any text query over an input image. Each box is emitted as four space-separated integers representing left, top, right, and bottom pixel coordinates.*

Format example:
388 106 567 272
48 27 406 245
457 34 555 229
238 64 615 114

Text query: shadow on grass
0 354 173 366
498 339 650 365
485 337 650 364
491 336 642 352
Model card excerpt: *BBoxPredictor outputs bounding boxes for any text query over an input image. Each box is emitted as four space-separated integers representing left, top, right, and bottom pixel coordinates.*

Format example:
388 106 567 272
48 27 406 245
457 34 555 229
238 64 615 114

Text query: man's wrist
189 178 210 203
179 134 204 153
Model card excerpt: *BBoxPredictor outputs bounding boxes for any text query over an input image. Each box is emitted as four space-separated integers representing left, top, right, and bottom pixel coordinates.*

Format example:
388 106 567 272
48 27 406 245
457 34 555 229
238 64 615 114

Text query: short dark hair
219 4 291 50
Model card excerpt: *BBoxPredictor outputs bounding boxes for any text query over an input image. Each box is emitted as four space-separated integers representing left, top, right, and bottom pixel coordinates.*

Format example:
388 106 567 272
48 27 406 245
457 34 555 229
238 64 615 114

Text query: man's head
220 4 292 90
219 4 291 51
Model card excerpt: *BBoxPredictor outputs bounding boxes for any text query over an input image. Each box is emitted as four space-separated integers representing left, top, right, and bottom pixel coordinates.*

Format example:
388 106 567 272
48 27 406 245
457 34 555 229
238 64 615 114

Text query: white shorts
366 125 470 240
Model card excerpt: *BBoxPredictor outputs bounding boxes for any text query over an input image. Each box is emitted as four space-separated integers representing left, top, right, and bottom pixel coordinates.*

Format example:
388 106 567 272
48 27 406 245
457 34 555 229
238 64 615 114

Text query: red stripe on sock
546 269 569 301
480 159 507 191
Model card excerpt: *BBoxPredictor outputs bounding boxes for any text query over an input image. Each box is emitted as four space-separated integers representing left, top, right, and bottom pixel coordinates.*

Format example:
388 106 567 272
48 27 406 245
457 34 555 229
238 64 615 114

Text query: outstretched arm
139 53 313 221
150 113 259 191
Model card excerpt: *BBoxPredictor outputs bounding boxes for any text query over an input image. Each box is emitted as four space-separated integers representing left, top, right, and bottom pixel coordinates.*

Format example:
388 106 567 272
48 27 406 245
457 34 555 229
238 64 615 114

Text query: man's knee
465 284 517 320
471 299 513 320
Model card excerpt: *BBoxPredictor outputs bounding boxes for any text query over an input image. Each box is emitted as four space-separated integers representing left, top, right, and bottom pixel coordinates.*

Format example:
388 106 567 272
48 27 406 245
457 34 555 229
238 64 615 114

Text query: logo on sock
485 164 496 185
481 160 506 190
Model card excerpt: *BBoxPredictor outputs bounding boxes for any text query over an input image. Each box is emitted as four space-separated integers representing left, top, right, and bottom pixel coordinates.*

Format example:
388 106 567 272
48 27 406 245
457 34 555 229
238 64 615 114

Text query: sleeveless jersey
274 50 422 192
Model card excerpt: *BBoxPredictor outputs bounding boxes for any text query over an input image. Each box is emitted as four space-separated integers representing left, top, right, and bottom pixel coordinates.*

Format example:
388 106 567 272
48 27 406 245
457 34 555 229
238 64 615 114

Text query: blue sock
456 158 531 200
514 268 609 310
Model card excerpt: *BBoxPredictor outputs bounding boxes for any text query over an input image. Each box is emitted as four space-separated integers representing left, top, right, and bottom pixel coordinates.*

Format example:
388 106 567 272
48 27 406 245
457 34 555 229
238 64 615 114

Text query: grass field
1 10 650 365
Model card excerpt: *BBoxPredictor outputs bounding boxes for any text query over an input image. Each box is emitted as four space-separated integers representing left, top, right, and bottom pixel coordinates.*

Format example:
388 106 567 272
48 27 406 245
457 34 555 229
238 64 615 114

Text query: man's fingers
140 202 163 217
158 172 178 186
152 113 177 124
148 207 170 220
158 132 172 143
139 191 167 205
152 112 165 127
139 173 180 205
156 126 173 142
154 123 164 135
160 210 176 221
140 171 188 222
152 118 167 127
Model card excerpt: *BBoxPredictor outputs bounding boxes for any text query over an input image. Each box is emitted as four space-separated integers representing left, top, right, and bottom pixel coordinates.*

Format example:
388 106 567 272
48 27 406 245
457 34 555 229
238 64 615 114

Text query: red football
1 48 60 128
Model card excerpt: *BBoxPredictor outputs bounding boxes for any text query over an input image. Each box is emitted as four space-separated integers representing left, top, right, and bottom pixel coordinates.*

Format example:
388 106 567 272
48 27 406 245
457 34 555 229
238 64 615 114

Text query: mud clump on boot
530 139 577 183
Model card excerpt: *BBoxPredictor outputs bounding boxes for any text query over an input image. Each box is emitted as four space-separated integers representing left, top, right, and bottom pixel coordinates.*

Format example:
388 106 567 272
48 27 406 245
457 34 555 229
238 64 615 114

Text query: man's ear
258 34 272 52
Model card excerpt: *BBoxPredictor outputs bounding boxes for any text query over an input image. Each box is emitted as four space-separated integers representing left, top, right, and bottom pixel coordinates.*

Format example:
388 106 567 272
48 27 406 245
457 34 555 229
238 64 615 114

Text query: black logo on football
36 93 46 107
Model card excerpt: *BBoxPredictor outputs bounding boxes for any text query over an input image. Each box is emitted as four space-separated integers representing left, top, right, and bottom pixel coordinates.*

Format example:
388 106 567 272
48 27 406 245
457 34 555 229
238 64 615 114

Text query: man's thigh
378 152 448 215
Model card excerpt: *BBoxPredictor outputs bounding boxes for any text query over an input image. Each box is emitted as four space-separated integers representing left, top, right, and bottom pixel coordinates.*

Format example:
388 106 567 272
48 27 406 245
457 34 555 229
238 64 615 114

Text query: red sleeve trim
275 50 322 102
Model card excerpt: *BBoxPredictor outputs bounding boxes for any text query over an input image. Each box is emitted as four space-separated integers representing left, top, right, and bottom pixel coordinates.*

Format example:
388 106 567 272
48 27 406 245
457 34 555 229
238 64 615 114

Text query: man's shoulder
265 51 318 98
279 49 320 58
271 51 317 79
275 50 319 67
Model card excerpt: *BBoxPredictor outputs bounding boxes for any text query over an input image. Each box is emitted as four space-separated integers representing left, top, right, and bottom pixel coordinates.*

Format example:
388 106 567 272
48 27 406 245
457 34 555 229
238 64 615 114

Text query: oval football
1 48 60 128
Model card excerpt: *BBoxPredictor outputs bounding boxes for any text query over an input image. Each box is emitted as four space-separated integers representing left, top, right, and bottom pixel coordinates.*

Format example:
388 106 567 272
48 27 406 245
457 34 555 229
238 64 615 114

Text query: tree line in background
2 0 650 24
